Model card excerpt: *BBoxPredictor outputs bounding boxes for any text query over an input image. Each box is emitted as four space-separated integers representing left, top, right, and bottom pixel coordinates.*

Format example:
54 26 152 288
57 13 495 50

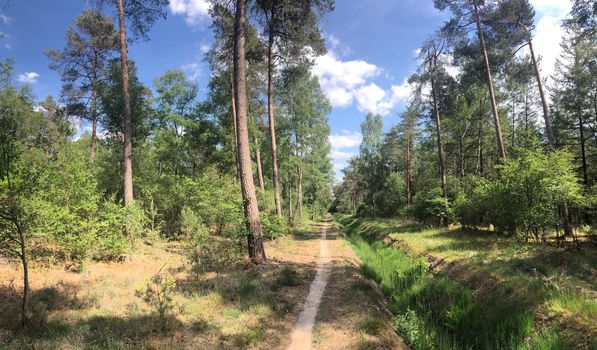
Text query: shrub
395 309 435 350
486 148 582 237
180 206 204 238
260 213 288 240
139 268 177 331
411 188 455 225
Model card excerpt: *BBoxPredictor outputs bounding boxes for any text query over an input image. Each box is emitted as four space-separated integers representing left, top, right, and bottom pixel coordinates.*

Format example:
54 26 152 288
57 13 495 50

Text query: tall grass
336 216 565 350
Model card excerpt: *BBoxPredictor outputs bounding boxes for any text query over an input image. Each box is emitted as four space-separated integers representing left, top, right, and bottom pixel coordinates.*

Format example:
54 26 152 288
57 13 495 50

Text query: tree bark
472 0 506 159
117 0 134 205
527 32 554 146
405 132 412 207
255 137 265 191
90 54 98 163
234 0 266 264
297 159 303 219
267 29 282 217
579 113 589 187
229 66 240 180
431 79 447 200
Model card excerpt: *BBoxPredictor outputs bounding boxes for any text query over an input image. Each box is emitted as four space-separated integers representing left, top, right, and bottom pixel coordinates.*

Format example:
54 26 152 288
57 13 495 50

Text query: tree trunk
297 160 303 219
229 63 240 181
288 177 293 219
255 137 265 191
579 113 589 187
90 54 98 163
527 33 554 146
406 132 412 207
431 79 447 200
267 29 282 216
267 29 282 217
473 0 506 159
117 0 134 205
234 0 266 264
475 117 484 175
17 221 29 328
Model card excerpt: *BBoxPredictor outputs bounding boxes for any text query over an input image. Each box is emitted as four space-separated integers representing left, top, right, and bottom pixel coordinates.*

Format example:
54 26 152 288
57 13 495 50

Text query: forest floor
0 220 405 349
335 215 596 349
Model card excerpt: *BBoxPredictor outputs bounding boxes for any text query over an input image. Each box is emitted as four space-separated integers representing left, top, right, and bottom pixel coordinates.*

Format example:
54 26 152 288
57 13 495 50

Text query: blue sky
0 0 572 179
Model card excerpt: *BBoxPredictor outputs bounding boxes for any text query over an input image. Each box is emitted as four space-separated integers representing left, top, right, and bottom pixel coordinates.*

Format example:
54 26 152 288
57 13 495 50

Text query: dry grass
0 221 404 349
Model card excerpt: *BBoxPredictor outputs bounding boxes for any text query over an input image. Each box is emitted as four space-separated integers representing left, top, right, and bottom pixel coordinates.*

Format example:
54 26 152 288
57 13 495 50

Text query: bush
93 199 131 259
260 213 288 240
395 309 435 350
411 188 455 225
486 148 582 237
180 206 204 238
139 268 177 331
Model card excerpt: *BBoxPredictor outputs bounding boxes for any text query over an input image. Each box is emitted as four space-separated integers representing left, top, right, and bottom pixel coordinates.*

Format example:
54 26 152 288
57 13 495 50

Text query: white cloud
181 62 201 81
314 36 412 115
353 80 413 116
530 0 572 16
532 14 567 82
529 1 572 86
331 150 356 159
169 0 210 26
333 162 346 173
0 14 11 25
329 131 362 149
17 72 39 84
313 52 380 108
199 43 210 54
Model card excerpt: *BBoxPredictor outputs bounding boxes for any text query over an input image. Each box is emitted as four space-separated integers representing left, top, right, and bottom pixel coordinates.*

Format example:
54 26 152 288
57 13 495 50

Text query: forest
0 0 595 349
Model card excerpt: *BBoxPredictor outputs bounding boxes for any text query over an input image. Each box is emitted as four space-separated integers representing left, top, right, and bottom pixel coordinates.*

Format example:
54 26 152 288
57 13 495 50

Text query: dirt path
287 223 332 350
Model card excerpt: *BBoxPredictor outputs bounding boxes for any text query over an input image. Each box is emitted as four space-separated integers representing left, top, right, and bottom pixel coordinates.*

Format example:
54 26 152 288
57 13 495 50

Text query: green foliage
139 268 177 331
456 148 583 237
395 309 436 350
260 213 288 240
339 216 537 350
411 188 455 225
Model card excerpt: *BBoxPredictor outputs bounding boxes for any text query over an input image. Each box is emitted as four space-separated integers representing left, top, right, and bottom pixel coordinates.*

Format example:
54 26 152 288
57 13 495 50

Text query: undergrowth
335 215 573 350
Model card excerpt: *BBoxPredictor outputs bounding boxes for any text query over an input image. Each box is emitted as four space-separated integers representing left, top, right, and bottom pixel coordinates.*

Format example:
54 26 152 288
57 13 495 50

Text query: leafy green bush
260 213 288 240
180 206 204 238
485 148 582 237
395 309 435 350
411 188 455 225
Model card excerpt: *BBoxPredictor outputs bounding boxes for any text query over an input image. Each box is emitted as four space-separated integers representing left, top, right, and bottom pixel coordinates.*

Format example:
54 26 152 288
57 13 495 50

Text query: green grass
335 214 594 349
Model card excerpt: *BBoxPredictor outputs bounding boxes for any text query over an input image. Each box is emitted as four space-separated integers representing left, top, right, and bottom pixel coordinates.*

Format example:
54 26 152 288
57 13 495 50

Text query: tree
46 9 118 161
359 113 384 214
552 20 597 189
153 70 199 176
492 0 554 146
233 0 266 263
414 37 449 202
0 63 46 327
253 0 334 217
277 65 332 219
399 102 420 207
435 0 506 158
98 0 168 205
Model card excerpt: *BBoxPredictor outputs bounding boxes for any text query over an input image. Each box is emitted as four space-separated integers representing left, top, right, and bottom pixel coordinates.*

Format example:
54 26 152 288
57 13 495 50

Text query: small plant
275 266 301 287
395 309 435 350
359 317 384 336
140 264 177 331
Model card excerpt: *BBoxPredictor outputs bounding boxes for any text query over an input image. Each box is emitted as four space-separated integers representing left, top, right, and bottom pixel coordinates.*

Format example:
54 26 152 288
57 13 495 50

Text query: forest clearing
1 0 596 349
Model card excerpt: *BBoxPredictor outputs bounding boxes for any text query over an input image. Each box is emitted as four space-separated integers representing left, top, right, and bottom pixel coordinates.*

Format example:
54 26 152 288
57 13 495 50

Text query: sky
0 0 573 179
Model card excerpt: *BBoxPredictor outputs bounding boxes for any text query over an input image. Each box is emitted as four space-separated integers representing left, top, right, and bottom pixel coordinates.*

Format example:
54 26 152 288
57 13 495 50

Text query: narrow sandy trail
287 223 332 350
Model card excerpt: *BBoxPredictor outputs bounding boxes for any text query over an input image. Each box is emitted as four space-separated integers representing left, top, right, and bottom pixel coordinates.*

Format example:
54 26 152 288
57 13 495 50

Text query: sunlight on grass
336 214 595 349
